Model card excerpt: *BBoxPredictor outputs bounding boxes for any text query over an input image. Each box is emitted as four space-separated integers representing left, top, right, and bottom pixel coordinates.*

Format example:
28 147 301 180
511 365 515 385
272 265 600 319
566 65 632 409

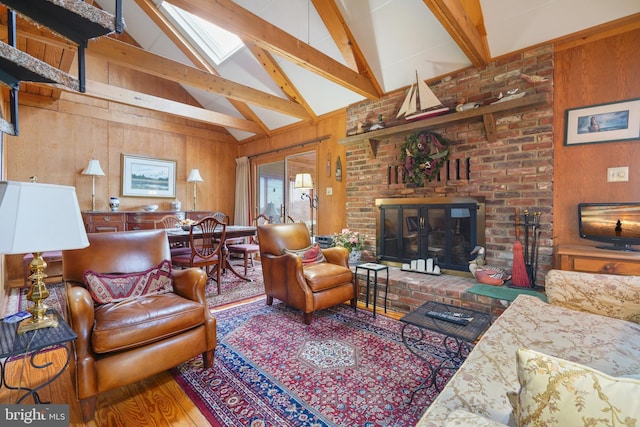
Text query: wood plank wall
2 55 238 286
553 28 640 248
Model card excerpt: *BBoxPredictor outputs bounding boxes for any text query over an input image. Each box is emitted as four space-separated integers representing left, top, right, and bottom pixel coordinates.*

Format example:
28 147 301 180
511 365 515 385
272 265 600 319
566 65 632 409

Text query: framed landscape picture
565 98 640 145
121 154 176 198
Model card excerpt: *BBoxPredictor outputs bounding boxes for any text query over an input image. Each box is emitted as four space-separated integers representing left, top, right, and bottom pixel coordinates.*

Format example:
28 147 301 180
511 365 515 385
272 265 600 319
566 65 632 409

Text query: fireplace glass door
379 202 478 271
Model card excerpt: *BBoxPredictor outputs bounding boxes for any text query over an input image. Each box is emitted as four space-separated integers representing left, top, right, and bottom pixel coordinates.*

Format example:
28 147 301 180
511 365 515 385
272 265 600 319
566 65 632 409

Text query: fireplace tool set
512 209 542 288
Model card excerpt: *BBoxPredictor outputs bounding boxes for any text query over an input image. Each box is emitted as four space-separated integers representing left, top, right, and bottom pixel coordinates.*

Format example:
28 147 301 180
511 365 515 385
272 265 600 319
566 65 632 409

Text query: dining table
166 225 257 282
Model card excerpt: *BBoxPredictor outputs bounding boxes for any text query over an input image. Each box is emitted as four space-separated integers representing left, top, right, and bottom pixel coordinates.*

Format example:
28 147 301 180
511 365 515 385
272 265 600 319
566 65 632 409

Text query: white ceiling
92 0 640 141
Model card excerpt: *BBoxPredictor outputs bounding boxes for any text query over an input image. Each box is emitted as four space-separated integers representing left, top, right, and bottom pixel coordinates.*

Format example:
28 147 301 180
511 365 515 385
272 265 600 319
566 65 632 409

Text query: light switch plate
607 166 629 182
326 187 333 196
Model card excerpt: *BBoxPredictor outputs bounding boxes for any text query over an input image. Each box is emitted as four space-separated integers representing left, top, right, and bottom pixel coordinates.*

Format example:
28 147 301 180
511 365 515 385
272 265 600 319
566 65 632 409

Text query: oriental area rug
206 262 265 309
171 300 463 427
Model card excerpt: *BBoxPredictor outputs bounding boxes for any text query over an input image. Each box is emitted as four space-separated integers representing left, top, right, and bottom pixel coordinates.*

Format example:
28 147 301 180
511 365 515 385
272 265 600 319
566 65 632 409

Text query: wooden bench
23 251 63 287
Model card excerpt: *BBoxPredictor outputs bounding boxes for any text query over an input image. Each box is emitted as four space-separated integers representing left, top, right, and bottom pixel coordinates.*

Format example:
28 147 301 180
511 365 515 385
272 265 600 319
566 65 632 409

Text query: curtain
234 156 250 226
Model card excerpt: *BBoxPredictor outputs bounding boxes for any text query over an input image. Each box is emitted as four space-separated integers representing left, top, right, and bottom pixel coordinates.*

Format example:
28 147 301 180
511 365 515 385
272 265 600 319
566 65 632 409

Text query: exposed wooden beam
245 42 316 121
423 0 490 68
134 0 271 135
87 37 310 120
169 0 381 100
311 0 383 96
85 80 265 134
31 79 266 134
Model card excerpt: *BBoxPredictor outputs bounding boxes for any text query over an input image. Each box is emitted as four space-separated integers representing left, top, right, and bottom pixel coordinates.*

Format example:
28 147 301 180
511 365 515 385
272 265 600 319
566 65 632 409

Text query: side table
0 309 77 404
355 263 389 317
400 301 490 403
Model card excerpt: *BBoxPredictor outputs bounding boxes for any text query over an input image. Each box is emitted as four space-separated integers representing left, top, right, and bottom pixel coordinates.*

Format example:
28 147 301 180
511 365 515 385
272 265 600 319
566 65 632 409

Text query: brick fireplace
342 45 554 311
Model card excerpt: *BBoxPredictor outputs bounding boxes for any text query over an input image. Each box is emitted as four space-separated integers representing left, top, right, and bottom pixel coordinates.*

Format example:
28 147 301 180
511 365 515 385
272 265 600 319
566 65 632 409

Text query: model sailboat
396 71 449 121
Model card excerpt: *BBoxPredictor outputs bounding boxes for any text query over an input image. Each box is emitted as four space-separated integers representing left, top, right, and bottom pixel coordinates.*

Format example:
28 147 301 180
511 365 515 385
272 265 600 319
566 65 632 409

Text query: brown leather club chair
62 230 216 422
257 223 356 324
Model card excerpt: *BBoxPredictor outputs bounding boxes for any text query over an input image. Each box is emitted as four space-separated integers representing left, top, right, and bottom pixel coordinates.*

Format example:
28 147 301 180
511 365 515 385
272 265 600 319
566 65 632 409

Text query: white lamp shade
187 168 203 182
294 173 313 189
0 181 89 254
81 159 105 176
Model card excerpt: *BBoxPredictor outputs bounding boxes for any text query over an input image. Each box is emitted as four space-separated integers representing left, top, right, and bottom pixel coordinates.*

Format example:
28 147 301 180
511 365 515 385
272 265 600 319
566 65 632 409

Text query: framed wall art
121 154 176 198
565 98 640 146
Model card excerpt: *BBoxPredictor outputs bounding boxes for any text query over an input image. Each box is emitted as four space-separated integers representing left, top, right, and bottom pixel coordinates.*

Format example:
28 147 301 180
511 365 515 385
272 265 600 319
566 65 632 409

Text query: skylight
160 2 244 66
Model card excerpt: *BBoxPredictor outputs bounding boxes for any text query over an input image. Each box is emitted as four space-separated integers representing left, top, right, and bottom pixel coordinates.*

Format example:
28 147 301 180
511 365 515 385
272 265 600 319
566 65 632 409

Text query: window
160 2 244 66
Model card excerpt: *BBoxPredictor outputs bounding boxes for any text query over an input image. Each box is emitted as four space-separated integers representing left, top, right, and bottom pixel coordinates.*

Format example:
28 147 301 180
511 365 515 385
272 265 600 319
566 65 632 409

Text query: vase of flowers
332 228 363 265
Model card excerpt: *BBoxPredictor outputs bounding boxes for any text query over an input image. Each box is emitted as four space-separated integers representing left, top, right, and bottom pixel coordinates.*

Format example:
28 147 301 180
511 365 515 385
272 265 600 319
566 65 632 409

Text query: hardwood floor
0 348 210 426
0 300 401 426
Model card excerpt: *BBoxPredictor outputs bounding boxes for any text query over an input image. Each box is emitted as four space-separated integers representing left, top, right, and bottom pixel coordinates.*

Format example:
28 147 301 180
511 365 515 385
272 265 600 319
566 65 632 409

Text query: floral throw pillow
83 259 174 304
283 243 326 265
513 348 640 426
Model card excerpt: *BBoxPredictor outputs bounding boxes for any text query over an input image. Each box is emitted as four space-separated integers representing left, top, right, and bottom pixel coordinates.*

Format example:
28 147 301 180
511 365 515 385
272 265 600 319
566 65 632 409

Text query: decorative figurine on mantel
369 114 385 131
521 73 549 84
396 71 449 121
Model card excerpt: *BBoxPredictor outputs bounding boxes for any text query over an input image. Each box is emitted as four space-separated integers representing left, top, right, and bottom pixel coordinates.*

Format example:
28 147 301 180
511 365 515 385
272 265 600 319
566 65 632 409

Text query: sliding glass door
257 160 285 223
255 151 316 234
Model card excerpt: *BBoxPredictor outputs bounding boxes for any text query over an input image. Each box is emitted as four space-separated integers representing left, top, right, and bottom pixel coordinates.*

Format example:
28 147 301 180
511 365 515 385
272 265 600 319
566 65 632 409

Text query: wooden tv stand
556 244 640 276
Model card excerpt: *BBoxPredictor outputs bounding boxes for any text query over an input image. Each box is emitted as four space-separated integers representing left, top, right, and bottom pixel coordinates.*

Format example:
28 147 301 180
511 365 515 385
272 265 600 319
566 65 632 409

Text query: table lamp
81 159 105 211
187 168 203 211
0 181 89 333
294 173 319 238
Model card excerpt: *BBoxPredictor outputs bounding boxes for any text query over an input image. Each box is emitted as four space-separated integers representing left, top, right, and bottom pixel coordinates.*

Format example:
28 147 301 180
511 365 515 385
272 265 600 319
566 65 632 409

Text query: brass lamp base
18 252 59 334
17 313 58 334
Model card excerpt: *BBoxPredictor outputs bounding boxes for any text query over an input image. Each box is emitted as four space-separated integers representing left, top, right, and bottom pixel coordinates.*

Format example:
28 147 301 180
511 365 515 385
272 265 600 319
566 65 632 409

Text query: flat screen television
578 203 640 251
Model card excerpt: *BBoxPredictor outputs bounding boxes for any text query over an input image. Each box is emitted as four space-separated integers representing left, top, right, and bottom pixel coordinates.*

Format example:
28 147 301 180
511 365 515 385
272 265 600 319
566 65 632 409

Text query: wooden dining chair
154 214 191 256
227 214 269 275
171 216 227 294
155 214 182 229
212 211 229 224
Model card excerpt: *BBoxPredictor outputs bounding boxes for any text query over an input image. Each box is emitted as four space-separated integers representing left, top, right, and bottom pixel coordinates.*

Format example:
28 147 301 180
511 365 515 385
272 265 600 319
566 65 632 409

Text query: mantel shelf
339 92 550 158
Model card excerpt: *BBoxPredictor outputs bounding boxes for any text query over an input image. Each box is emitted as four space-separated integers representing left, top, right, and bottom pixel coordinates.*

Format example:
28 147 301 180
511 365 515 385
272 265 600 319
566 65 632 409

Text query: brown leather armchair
62 230 216 422
257 223 356 324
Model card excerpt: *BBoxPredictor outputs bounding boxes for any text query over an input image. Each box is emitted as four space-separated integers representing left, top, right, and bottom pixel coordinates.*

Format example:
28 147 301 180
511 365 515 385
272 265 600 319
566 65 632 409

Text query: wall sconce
294 173 319 238
81 159 105 211
0 181 89 333
187 168 203 211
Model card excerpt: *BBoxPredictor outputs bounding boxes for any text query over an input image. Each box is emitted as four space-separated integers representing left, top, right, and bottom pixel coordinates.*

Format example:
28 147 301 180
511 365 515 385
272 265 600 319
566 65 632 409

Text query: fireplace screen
377 198 484 272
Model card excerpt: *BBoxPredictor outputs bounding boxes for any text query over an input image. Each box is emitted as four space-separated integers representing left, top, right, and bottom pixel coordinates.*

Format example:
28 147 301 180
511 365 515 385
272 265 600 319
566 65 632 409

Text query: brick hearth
355 267 510 319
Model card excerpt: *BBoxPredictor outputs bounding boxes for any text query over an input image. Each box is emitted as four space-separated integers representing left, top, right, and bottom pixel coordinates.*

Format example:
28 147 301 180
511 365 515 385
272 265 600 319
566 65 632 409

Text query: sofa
417 269 640 426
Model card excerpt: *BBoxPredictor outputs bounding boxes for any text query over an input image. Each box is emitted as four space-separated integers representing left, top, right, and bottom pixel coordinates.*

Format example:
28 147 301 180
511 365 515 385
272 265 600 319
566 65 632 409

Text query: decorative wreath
400 131 450 185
